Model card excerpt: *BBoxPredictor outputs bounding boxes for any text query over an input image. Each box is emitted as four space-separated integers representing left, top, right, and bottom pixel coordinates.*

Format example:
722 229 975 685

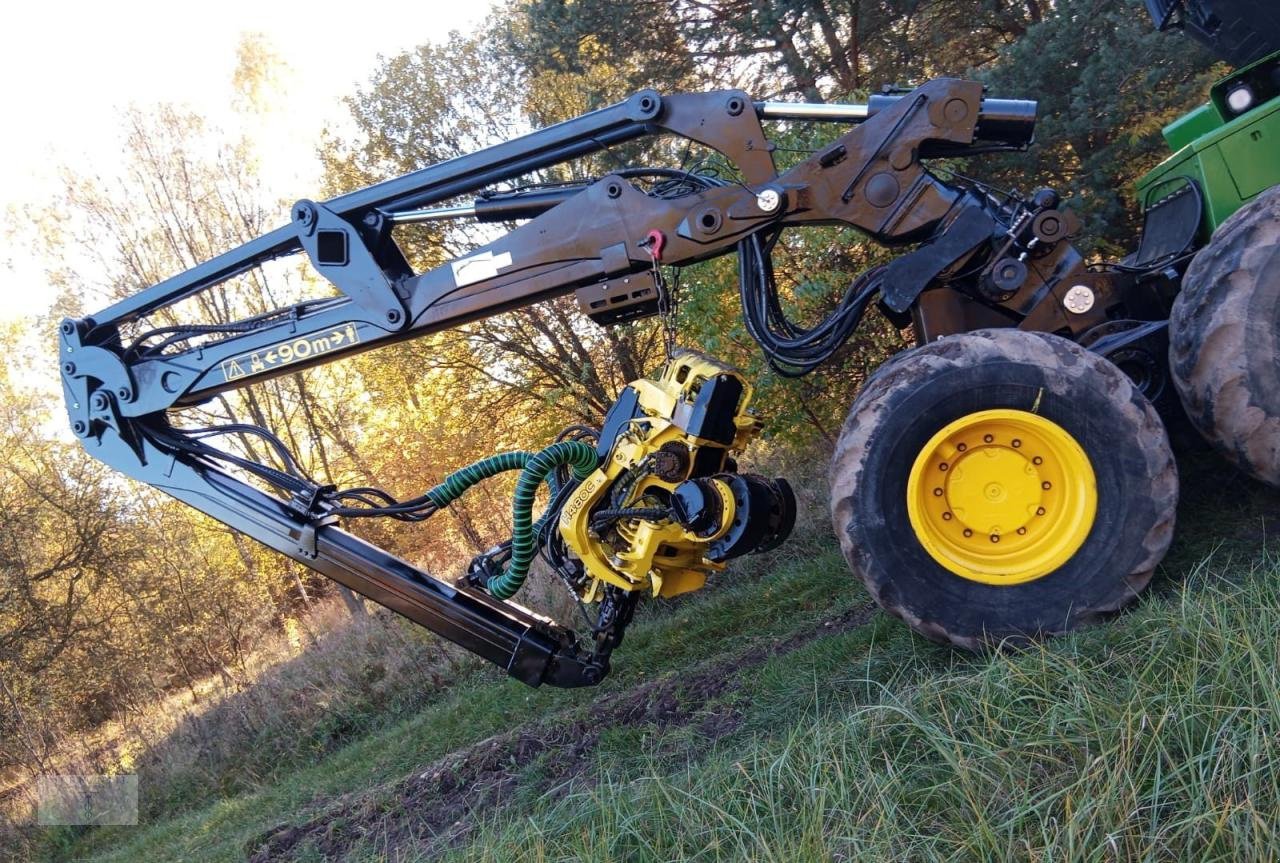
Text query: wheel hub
906 409 1097 585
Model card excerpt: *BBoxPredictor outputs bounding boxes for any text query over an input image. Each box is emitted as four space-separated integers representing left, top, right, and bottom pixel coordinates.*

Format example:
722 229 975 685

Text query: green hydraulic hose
422 441 599 600
424 451 534 508
488 440 599 599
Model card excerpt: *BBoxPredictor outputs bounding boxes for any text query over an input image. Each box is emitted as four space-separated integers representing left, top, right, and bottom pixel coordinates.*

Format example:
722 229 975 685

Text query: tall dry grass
1 596 475 859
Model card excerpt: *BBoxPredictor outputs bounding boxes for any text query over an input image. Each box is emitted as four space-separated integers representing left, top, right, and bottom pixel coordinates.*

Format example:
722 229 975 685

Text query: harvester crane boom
61 77 1089 687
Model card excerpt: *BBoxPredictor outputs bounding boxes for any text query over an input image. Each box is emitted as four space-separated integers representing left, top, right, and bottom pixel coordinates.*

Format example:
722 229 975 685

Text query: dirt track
248 604 874 861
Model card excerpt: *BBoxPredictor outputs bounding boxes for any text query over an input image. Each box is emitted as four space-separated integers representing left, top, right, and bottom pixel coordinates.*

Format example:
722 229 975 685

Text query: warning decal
220 323 360 383
450 250 513 288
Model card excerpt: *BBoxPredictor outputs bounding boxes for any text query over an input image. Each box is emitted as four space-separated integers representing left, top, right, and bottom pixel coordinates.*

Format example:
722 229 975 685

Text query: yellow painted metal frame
559 352 758 598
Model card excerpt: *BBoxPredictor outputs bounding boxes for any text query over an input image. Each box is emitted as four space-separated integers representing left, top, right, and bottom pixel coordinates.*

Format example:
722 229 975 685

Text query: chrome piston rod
387 204 477 224
754 101 871 121
756 95 1037 144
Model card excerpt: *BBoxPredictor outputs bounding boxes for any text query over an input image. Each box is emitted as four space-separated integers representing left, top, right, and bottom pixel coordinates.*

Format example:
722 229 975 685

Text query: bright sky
0 0 496 322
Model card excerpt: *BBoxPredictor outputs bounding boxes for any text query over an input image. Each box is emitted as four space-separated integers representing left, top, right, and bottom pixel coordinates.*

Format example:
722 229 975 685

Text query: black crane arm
60 77 1044 688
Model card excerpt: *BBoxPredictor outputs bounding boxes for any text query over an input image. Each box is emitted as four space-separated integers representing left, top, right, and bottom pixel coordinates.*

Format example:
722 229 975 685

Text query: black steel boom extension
60 79 1037 687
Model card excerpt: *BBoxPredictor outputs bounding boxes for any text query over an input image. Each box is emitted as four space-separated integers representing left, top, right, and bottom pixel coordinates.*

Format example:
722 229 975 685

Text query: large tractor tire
830 329 1177 650
1169 184 1280 488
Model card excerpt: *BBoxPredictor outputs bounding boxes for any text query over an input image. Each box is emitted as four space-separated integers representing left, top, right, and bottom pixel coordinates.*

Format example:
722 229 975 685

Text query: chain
653 258 680 361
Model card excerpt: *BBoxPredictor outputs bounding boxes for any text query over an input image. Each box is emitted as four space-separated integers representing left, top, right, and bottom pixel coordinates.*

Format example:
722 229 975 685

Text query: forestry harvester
59 1 1279 685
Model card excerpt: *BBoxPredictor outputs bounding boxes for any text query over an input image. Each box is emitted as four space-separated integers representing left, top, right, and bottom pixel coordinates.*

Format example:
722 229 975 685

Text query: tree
321 28 668 446
0 41 388 779
980 0 1219 251
0 326 142 730
509 0 1049 100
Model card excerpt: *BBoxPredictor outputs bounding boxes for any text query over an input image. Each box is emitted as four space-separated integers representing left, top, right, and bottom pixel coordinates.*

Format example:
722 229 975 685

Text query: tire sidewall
833 331 1176 646
1170 184 1280 487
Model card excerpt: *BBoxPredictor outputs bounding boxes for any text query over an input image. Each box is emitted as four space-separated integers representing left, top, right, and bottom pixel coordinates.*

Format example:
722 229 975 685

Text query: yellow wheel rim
906 409 1097 586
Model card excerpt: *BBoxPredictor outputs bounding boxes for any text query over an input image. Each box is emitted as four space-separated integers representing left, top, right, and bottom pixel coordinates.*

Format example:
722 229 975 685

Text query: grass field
36 451 1280 862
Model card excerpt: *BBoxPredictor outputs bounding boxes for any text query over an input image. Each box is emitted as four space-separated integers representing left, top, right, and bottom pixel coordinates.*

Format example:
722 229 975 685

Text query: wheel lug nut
1012 438 1021 448
1032 456 1043 465
963 528 973 537
933 487 943 496
957 442 967 452
989 534 1000 543
942 512 953 520
1036 506 1046 516
983 434 994 443
1041 481 1051 490
939 463 949 471
1017 527 1027 535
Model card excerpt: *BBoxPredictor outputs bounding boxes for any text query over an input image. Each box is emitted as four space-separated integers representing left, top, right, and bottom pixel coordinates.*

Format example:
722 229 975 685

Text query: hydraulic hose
424 451 534 507
488 441 599 599
418 441 599 600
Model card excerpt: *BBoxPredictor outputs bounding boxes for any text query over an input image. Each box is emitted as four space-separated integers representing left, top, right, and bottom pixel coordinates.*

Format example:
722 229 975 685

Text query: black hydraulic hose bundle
623 165 884 378
165 422 601 601
589 506 671 532
737 229 885 377
325 441 600 598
